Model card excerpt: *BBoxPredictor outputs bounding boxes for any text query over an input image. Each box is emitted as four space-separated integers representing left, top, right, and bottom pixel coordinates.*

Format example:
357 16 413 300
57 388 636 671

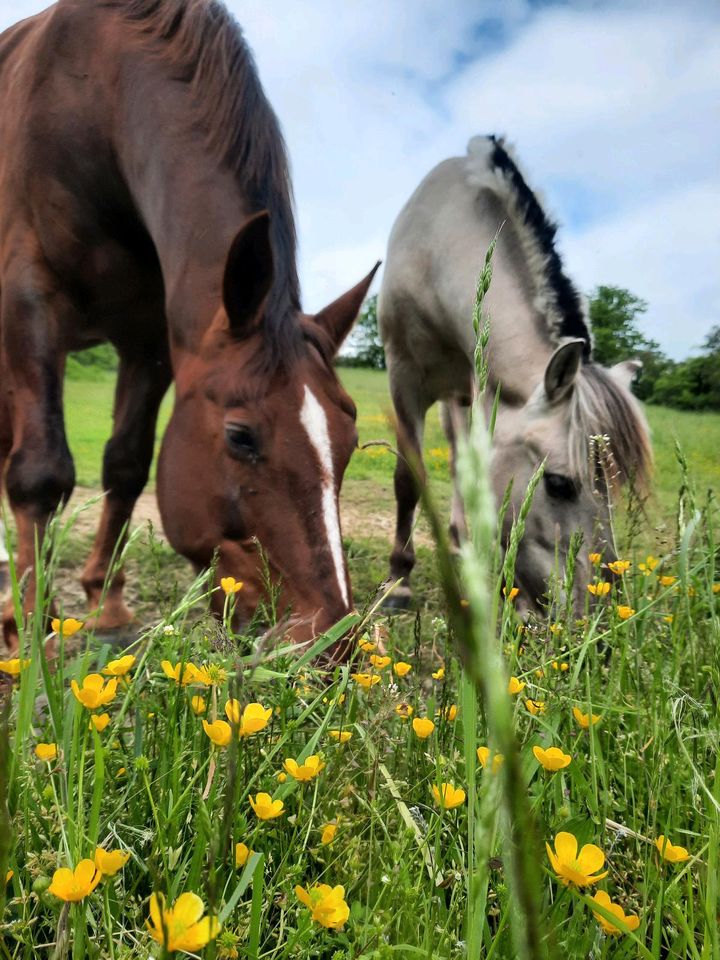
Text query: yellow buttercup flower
477 746 504 773
573 706 602 729
663 614 674 624
224 700 272 736
591 890 641 936
431 666 445 680
606 560 631 576
551 660 569 672
277 772 287 783
48 860 101 901
249 793 284 821
546 832 607 887
393 661 412 677
102 655 136 677
638 555 659 574
161 660 201 686
51 617 84 637
321 822 338 845
94 847 129 877
503 586 519 601
658 575 677 587
588 552 602 564
116 767 126 778
358 636 376 653
587 582 611 596
616 605 635 620
90 713 110 733
507 676 526 695
431 782 466 810
411 717 435 740
5 870 12 884
190 695 207 715
369 654 391 670
712 582 720 594
71 674 118 709
283 755 325 782
295 883 350 929
202 719 232 747
533 746 571 771
328 729 353 743
438 704 458 721
235 843 252 868
220 577 243 595
0 658 30 676
525 699 546 716
395 703 413 720
147 892 219 952
351 672 381 689
35 743 57 762
655 836 691 863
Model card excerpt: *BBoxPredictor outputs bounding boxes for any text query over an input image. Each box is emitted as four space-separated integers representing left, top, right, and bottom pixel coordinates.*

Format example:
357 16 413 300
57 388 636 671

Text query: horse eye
544 472 578 500
225 423 260 462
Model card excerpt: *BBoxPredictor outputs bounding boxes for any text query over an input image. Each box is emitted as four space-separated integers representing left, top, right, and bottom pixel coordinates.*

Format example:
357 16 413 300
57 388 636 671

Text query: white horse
379 135 651 615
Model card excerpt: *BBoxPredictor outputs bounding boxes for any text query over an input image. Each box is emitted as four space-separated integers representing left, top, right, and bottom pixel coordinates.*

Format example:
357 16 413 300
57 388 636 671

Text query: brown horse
0 0 377 652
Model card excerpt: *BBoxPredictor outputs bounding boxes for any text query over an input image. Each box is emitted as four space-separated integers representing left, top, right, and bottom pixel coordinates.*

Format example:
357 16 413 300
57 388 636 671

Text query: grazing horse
0 0 377 652
379 136 652 615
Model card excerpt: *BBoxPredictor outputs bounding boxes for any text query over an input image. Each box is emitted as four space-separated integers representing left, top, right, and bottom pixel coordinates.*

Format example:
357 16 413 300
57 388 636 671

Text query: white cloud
0 0 717 358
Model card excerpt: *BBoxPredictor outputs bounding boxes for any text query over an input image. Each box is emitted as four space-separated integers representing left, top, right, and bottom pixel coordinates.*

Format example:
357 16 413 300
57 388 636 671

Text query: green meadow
0 367 718 959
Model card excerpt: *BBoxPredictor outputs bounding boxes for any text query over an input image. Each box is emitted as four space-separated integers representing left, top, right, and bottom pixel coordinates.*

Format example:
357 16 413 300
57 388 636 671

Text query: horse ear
315 261 381 353
544 338 584 403
610 359 642 390
223 211 274 337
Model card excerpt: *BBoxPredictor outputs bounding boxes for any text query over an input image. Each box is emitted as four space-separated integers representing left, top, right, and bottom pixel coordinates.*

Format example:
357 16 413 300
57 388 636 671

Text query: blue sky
1 0 718 359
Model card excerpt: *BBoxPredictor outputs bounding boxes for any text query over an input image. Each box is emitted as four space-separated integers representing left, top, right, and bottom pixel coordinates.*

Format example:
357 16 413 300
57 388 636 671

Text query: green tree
338 294 386 369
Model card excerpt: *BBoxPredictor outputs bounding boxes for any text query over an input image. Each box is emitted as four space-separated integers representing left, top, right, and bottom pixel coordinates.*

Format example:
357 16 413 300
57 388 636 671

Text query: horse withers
0 0 377 653
379 135 652 616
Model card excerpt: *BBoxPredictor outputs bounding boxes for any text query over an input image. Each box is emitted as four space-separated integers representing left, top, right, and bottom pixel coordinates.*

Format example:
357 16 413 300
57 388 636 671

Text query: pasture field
1 368 719 959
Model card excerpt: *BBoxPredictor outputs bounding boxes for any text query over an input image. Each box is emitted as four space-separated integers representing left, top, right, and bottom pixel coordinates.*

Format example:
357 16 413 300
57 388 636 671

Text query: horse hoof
382 588 413 612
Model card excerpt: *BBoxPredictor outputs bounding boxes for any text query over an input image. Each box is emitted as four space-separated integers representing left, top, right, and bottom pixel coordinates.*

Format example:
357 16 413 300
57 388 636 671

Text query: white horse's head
491 338 652 615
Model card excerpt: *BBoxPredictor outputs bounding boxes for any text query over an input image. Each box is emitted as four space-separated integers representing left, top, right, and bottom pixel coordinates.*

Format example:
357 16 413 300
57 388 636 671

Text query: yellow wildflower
5 870 12 884
102 655 136 677
350 672 381 689
161 660 201 686
477 746 504 773
190 695 207 715
249 793 284 820
658 575 676 587
71 674 118 709
34 743 57 762
532 746 571 771
235 843 252 868
551 660 569 672
525 699 546 716
507 676 526 695
358 636 376 653
147 892 219 952
94 847 129 877
220 577 243 594
431 782 466 810
616 605 635 620
393 661 412 677
0 658 30 676
546 832 607 886
431 666 445 680
51 618 83 637
606 560 631 575
277 772 287 783
90 713 110 733
395 703 413 720
638 555 659 574
48 861 101 901
202 719 232 747
439 704 458 721
588 552 602 564
573 706 602 729
411 717 435 739
369 654 391 670
590 890 640 936
655 836 690 863
503 586 519 601
587 582 611 596
224 700 272 736
328 729 353 743
283 755 325 782
295 883 349 929
320 822 338 845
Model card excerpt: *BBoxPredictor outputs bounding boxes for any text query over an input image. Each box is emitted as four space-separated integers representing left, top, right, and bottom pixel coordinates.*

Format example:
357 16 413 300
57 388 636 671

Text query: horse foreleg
81 346 171 630
386 373 430 610
441 398 470 550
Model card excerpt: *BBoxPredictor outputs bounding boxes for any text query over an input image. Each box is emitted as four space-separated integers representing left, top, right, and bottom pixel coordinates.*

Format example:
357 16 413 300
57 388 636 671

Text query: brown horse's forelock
569 363 652 496
108 0 302 371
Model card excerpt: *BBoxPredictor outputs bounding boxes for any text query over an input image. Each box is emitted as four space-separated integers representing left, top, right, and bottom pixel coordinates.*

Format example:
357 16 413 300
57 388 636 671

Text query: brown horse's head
157 212 378 646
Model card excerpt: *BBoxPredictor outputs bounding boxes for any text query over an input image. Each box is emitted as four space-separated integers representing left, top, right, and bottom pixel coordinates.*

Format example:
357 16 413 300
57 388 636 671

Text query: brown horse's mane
106 0 302 368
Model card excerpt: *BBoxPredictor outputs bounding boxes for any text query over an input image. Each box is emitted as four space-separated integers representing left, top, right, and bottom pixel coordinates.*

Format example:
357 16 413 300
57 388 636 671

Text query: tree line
340 288 720 412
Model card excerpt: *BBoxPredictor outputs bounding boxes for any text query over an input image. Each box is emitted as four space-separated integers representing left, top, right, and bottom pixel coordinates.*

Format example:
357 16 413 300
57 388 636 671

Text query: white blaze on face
299 384 349 608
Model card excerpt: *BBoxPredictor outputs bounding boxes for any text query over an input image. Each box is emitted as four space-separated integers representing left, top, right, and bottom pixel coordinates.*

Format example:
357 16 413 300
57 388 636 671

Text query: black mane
488 135 591 359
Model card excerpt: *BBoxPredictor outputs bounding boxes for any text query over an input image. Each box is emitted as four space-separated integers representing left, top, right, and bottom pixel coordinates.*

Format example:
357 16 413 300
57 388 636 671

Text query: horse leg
1 278 76 651
81 344 171 629
440 398 470 550
0 392 11 596
385 372 430 610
